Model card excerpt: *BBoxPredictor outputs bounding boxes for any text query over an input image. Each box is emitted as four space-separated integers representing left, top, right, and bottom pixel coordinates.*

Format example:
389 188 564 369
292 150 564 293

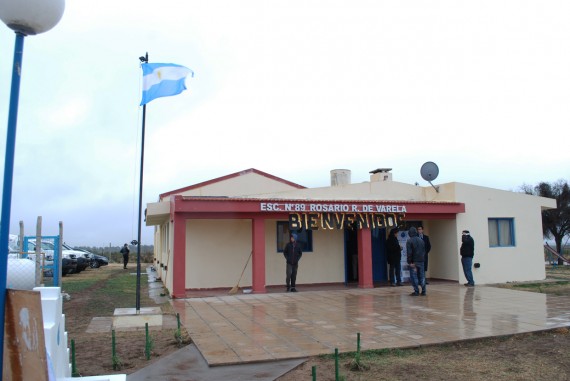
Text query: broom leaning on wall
229 251 253 295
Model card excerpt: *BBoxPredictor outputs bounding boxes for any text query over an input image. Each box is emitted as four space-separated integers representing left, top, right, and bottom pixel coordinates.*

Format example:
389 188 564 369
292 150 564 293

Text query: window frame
276 221 313 253
488 218 515 247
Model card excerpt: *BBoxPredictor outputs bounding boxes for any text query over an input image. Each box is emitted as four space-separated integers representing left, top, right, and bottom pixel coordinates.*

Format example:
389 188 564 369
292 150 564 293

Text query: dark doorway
344 228 388 284
344 229 358 283
371 228 387 282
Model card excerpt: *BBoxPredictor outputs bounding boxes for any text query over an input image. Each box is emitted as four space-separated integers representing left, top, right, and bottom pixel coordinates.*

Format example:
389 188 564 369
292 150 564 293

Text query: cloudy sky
0 0 568 247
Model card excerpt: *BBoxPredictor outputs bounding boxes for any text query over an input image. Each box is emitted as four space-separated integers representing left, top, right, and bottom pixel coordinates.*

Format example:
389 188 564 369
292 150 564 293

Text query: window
488 218 515 247
276 221 313 252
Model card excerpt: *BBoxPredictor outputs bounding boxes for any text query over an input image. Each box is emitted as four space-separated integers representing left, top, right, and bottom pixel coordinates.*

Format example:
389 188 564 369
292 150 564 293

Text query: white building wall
162 222 174 293
186 219 252 289
453 183 549 284
424 219 460 282
182 218 348 289
167 171 301 200
148 170 556 292
264 220 345 286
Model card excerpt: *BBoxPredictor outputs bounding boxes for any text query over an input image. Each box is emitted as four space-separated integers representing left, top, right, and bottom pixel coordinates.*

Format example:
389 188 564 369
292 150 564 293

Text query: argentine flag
140 63 193 106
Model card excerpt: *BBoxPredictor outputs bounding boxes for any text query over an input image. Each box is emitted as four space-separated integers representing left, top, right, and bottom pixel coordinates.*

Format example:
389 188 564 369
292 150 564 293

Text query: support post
252 218 266 293
357 228 374 288
0 32 26 375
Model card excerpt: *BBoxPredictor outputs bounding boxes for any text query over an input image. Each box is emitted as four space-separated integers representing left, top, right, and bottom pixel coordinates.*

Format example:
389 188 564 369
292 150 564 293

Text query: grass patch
62 269 113 294
63 266 157 316
62 277 102 293
496 266 570 295
97 274 138 296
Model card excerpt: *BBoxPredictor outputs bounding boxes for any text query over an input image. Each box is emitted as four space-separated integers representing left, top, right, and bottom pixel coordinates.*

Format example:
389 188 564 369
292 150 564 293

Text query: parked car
94 254 109 268
74 248 109 268
73 248 94 267
61 257 78 277
28 239 79 276
12 239 56 277
62 243 89 273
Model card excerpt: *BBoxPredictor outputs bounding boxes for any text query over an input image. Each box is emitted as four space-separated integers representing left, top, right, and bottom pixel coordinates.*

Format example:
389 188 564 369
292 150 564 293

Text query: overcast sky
0 0 568 247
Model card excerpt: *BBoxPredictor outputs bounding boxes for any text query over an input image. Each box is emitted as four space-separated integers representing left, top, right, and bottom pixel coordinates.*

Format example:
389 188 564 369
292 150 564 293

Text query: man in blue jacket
406 227 426 296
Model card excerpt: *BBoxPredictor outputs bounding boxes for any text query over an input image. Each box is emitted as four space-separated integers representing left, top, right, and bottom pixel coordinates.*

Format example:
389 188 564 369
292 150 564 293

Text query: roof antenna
420 161 440 193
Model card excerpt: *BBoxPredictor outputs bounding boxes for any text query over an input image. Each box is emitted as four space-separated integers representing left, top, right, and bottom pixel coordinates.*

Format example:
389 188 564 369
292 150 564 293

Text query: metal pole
136 103 146 312
0 32 25 380
136 52 149 312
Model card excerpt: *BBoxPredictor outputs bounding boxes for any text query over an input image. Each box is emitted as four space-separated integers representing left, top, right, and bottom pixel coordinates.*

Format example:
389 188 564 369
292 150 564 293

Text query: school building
145 168 555 298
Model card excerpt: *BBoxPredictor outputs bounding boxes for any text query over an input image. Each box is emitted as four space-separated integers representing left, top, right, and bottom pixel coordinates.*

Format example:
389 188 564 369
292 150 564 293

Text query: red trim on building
357 229 374 288
172 212 187 298
252 218 266 293
171 196 465 215
166 195 465 297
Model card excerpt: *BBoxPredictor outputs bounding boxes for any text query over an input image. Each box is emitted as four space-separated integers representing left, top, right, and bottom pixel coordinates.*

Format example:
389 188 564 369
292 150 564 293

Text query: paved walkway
171 284 570 366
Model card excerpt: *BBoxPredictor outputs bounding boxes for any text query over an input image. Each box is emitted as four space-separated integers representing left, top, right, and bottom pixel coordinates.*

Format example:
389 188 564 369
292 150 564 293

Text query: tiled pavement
171 284 570 367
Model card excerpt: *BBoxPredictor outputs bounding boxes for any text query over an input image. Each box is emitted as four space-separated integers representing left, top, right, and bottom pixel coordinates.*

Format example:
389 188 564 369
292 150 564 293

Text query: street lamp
0 0 65 376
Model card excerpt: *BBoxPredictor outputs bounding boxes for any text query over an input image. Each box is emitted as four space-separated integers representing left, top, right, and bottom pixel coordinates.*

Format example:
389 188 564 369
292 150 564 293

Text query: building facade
146 168 555 298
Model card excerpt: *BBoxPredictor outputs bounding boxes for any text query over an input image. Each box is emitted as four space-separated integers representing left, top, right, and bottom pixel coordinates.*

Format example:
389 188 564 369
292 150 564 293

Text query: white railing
33 286 126 381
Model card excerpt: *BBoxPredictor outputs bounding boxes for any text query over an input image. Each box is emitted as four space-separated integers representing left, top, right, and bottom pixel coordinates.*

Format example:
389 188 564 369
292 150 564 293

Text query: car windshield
41 241 55 250
28 240 55 251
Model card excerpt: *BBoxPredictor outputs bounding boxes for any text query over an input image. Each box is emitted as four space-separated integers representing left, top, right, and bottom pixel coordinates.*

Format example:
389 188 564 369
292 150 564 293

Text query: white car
9 237 54 274
16 238 81 276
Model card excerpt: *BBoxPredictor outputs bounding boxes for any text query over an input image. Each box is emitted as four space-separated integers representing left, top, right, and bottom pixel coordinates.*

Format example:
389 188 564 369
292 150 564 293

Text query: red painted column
252 218 266 293
171 212 187 298
357 228 374 288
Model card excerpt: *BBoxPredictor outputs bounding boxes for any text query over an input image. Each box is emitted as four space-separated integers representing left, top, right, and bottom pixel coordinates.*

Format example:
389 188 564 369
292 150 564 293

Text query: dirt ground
276 328 570 381
63 264 570 379
62 263 190 377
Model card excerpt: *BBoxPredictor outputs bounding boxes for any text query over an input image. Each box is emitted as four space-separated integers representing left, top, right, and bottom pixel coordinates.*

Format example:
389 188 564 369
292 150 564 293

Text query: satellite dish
420 161 440 192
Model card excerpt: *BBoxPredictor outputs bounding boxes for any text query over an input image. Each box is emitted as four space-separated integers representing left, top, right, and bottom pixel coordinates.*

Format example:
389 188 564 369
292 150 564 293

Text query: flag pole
135 52 149 313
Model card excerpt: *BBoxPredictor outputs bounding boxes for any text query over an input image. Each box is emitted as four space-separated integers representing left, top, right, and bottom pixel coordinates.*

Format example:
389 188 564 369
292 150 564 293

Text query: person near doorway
417 226 431 284
387 228 403 286
120 243 130 269
406 227 426 296
460 230 475 286
283 233 302 292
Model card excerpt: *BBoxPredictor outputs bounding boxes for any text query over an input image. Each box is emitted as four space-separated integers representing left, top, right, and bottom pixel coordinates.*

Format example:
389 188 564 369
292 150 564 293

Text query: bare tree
521 180 570 265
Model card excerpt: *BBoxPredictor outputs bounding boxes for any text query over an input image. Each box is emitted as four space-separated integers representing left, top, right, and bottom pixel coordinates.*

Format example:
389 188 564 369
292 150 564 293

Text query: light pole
0 0 65 376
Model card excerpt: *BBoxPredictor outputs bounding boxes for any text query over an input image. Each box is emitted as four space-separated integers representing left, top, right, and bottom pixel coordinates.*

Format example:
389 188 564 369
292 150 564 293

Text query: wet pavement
171 284 570 366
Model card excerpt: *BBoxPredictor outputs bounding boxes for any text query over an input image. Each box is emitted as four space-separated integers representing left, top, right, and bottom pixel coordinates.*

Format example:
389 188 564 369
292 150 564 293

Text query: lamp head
0 0 65 35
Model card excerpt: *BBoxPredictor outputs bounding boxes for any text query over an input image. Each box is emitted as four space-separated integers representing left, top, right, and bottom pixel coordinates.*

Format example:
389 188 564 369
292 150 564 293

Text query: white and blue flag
140 63 193 106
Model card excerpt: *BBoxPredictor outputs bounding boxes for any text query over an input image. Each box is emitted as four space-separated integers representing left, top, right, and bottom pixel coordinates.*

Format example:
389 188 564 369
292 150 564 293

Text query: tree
521 180 570 265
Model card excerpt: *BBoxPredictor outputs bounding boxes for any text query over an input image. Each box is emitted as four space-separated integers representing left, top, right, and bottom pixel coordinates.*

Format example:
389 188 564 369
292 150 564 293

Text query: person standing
283 233 302 292
406 226 426 296
386 228 403 286
460 230 475 286
417 226 431 284
120 243 130 269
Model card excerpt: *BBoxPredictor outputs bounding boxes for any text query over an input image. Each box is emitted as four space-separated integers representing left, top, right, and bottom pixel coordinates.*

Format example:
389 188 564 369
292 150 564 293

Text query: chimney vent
331 169 351 186
370 168 392 182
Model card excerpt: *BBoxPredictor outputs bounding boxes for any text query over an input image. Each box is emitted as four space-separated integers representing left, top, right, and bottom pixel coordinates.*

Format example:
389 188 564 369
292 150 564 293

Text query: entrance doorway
344 228 388 284
345 229 358 283
371 228 387 283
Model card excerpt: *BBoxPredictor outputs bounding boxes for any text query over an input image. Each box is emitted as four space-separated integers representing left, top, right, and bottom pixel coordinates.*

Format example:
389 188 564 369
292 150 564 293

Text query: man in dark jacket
283 233 302 292
460 230 475 286
120 243 130 269
417 226 431 283
386 228 403 286
406 227 426 296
